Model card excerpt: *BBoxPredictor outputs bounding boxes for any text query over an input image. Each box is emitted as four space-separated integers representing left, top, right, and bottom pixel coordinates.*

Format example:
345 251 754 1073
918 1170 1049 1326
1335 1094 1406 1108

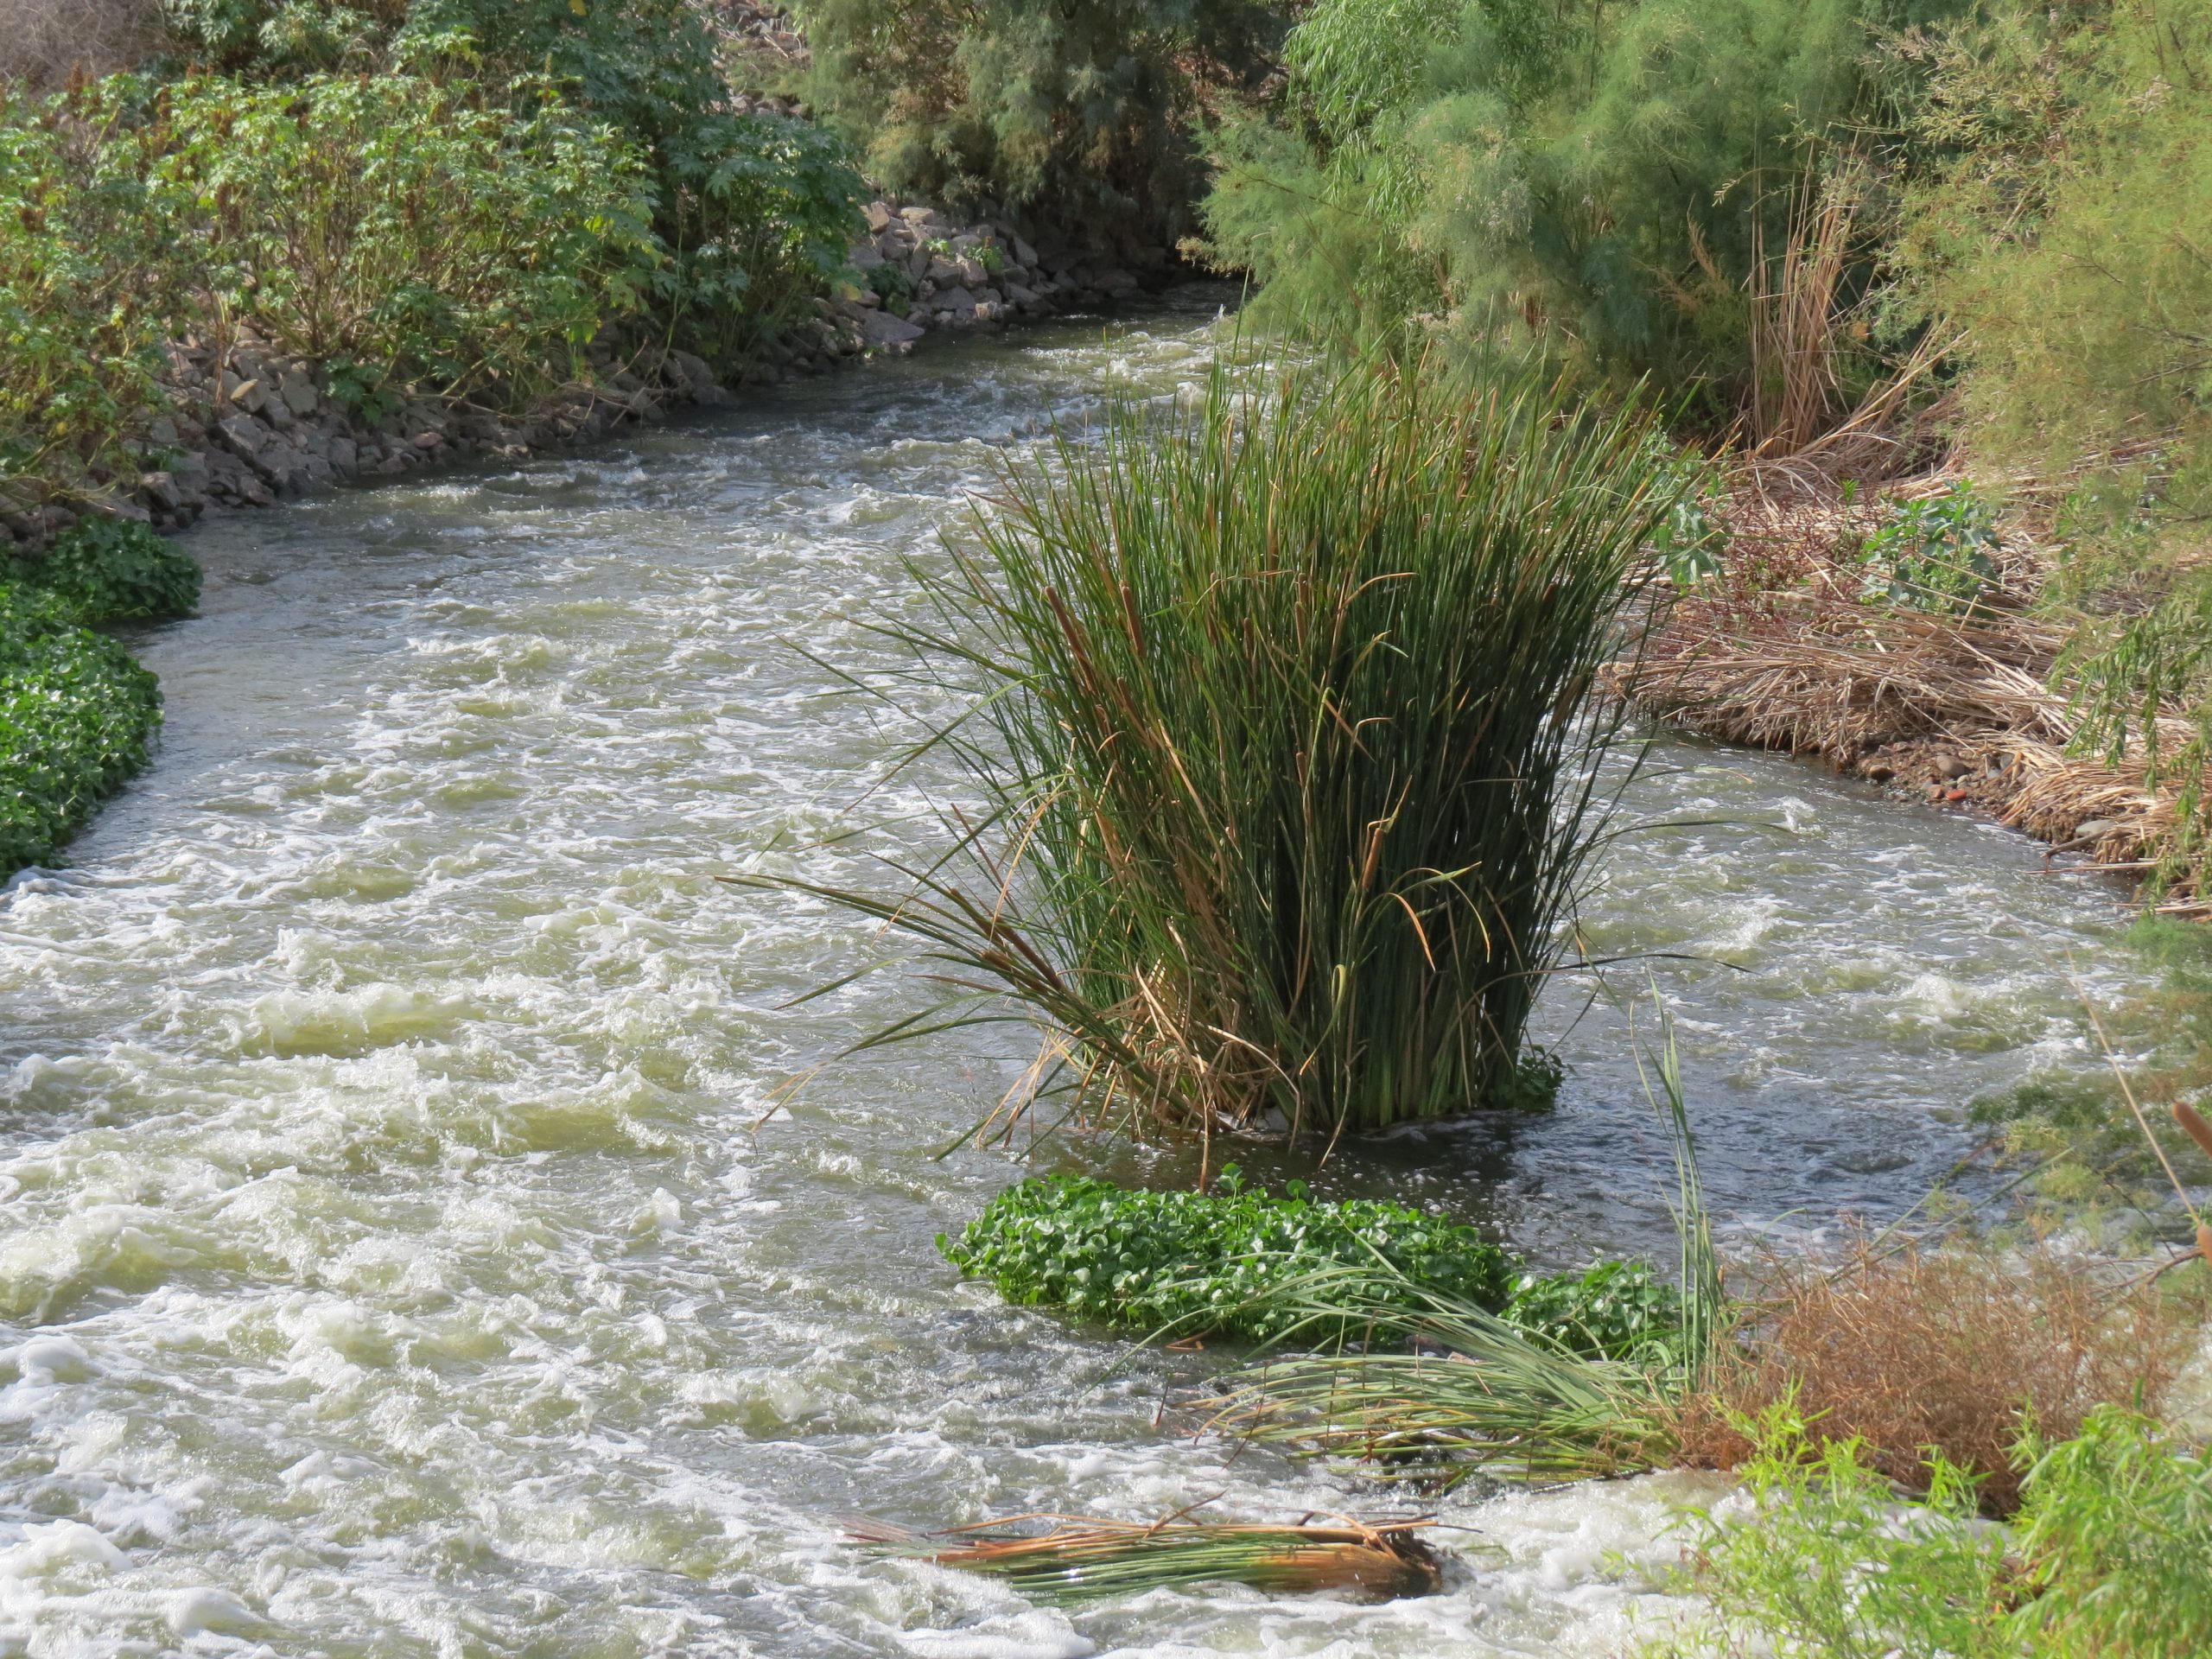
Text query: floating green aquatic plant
1199 1015 1726 1486
943 1169 1681 1357
0 582 162 876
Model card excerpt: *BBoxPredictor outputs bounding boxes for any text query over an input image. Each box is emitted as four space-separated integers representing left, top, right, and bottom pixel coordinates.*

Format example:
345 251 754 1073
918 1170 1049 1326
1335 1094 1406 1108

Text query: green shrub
942 1172 1681 1357
1202 0 1951 413
793 0 1280 252
0 76 196 509
160 0 404 73
0 583 162 877
7 518 200 622
161 1 868 378
1895 1 2212 480
1923 5 2212 899
1658 1403 2212 1659
1655 1403 2014 1659
156 72 658 400
657 109 867 368
1855 480 1999 614
771 354 1681 1140
2007 1406 2212 1655
865 259 915 315
2 63 665 490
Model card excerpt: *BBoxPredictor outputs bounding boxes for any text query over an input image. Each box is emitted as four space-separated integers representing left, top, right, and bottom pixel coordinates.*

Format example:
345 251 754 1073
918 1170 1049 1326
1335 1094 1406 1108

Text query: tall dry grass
0 0 163 87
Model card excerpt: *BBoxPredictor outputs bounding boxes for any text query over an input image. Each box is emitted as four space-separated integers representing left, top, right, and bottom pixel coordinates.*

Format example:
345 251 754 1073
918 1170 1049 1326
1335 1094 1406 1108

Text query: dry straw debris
1673 1234 2197 1514
1613 462 2206 907
0 0 164 87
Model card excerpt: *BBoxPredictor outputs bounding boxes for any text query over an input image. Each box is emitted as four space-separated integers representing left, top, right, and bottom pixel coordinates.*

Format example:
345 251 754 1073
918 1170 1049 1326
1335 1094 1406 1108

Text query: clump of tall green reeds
775 354 1683 1145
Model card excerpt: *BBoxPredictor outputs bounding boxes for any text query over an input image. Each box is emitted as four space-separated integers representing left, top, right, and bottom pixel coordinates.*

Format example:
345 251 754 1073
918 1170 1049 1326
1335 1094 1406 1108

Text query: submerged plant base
851 1511 1444 1604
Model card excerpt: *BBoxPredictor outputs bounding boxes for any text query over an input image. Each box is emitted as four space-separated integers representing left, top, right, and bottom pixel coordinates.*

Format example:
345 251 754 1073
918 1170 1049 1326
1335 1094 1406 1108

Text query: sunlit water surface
0 292 2154 1656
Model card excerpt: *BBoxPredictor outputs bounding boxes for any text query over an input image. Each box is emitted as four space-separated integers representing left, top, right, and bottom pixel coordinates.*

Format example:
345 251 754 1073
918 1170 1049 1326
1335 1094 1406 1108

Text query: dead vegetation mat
1612 466 2206 910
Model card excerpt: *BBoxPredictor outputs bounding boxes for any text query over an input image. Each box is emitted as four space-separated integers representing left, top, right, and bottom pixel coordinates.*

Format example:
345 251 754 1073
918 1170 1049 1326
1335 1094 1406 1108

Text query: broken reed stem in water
848 1510 1444 1604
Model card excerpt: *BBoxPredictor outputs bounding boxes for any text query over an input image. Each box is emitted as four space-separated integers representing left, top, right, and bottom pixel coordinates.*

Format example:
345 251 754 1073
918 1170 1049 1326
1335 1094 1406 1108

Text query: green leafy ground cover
1656 1404 2212 1659
0 520 195 875
942 1172 1680 1357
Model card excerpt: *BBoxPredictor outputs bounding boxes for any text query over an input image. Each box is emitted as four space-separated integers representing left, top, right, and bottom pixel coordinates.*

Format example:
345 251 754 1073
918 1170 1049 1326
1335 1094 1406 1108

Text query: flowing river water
0 292 2161 1657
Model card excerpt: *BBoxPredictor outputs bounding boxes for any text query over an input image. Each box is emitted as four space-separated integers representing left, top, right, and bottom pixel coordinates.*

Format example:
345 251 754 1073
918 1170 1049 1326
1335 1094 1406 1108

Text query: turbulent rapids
0 294 2158 1656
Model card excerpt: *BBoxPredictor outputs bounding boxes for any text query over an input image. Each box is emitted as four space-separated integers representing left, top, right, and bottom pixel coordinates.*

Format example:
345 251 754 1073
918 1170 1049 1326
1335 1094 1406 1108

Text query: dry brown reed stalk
849 1510 1445 1602
1675 1233 2196 1514
1748 172 1856 456
1738 168 1955 476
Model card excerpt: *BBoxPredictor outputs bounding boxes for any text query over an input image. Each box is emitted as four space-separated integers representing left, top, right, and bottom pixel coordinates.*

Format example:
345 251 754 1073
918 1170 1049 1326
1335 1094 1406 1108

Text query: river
0 291 2152 1656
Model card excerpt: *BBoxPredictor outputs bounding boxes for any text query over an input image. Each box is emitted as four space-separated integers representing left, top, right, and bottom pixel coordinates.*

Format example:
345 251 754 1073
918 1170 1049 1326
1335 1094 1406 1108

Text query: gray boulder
862 309 927 347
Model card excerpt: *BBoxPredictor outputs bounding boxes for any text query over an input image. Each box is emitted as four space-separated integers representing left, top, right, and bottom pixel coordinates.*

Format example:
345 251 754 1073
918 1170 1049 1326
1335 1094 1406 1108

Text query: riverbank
2 191 1147 551
1612 466 2202 912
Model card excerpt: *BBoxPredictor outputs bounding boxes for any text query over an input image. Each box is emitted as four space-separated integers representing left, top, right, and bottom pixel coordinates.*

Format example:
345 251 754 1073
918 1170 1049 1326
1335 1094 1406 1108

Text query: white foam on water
0 291 2160 1656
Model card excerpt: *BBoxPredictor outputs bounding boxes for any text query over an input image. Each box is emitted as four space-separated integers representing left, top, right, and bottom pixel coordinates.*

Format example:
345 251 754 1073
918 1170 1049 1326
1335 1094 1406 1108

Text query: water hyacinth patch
5 518 200 623
0 583 162 876
0 519 194 877
941 1171 1681 1357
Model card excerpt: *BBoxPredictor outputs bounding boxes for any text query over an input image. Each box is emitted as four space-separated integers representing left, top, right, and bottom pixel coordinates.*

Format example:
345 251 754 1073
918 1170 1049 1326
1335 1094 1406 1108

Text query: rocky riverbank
0 194 1155 553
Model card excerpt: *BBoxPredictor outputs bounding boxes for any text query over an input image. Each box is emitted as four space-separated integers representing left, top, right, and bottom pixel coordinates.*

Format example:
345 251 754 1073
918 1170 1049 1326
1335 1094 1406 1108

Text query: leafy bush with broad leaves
0 77 195 510
1856 481 1999 613
160 0 406 72
658 109 868 367
0 582 163 877
160 1 867 377
943 1172 1680 1357
5 518 201 622
156 72 659 399
3 63 666 504
793 0 1280 254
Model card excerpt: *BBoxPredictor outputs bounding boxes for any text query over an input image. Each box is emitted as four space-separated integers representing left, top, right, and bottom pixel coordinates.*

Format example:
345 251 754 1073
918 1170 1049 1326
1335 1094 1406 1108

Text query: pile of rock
833 200 1144 351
